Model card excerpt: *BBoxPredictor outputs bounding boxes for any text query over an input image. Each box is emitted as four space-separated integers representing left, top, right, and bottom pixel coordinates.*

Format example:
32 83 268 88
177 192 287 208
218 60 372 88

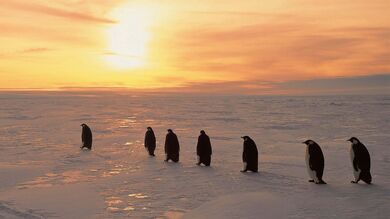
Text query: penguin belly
350 146 361 181
306 147 319 183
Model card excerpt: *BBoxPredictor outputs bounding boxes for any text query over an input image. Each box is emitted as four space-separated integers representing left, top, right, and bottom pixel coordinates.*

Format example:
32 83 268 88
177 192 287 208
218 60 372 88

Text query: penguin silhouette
81 123 92 150
196 130 212 166
348 137 372 184
144 127 156 156
303 140 326 184
164 129 180 162
241 136 258 172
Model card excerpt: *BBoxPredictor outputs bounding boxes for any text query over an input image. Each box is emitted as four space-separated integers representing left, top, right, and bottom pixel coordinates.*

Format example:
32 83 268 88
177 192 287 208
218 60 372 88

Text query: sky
0 0 389 94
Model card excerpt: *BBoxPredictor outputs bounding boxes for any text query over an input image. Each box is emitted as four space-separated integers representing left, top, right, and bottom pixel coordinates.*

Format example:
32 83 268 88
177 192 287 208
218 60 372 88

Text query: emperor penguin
348 137 372 184
81 123 92 150
240 136 258 172
164 129 180 162
302 140 326 184
196 130 212 166
144 127 156 156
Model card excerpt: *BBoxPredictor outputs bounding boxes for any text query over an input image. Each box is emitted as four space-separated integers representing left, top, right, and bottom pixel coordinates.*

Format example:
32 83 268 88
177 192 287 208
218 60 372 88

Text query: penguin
164 129 180 162
80 123 92 150
196 130 212 166
302 140 326 184
348 137 372 184
144 127 156 156
240 136 258 172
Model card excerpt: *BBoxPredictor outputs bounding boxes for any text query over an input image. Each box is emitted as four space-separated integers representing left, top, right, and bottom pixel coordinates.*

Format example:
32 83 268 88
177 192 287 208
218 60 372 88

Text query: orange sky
0 0 389 93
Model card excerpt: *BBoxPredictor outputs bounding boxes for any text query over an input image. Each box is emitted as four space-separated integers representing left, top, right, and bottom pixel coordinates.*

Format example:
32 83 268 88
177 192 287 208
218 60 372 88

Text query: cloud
163 16 390 80
151 74 390 95
289 74 390 88
0 47 54 58
186 10 287 17
7 74 388 95
0 22 97 45
21 47 54 53
1 1 116 23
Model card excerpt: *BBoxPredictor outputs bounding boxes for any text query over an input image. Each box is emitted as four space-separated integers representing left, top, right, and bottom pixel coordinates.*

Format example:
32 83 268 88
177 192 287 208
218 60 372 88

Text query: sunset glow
0 0 389 93
104 5 155 69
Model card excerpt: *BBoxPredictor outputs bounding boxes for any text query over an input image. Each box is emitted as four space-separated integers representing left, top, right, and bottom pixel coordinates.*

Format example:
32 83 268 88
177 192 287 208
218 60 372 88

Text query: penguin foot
240 170 248 173
351 180 358 184
196 162 201 166
80 147 91 151
317 181 327 184
164 159 169 162
308 180 315 183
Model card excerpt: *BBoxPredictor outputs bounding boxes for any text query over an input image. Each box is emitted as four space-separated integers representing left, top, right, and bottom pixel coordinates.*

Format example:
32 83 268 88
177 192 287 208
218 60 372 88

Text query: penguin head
302 140 315 145
81 123 87 127
200 130 205 135
241 136 250 141
347 137 360 145
147 127 152 131
167 129 173 133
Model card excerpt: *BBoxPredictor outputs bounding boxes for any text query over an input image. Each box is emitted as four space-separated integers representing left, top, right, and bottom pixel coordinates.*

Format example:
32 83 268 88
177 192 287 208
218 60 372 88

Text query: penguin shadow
239 171 263 182
240 171 260 175
62 151 88 165
197 164 214 169
360 183 390 197
163 160 183 167
301 179 383 199
304 181 331 192
161 161 195 177
348 181 382 189
88 150 112 160
141 155 161 168
306 180 328 186
300 182 378 201
194 164 216 174
195 162 214 168
61 148 111 167
144 154 158 160
245 171 301 185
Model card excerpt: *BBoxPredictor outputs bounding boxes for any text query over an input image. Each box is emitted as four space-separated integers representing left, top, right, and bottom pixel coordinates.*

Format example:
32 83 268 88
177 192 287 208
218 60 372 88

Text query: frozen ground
0 92 389 218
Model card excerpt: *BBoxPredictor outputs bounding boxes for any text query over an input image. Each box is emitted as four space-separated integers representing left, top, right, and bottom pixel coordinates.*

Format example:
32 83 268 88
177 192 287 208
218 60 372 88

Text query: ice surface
0 92 389 218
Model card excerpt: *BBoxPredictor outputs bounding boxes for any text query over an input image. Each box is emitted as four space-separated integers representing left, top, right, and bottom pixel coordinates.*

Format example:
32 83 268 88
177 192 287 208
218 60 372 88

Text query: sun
104 6 155 69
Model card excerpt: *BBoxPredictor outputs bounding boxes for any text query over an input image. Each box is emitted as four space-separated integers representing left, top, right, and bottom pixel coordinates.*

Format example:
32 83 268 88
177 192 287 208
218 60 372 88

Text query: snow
0 92 389 218
183 192 289 219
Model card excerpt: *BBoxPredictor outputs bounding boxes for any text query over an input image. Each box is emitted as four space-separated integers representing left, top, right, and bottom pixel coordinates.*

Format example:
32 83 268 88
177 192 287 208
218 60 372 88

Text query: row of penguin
80 124 372 185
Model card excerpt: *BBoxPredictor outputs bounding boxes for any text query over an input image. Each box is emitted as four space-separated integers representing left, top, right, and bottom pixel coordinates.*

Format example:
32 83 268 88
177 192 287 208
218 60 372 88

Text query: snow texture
0 93 389 218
